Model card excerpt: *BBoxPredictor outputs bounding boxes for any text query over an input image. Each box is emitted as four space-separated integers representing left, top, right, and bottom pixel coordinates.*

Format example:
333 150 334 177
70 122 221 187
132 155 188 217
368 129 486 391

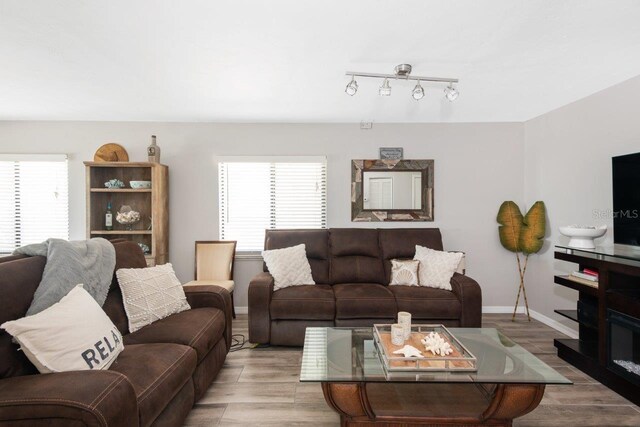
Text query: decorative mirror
351 159 434 222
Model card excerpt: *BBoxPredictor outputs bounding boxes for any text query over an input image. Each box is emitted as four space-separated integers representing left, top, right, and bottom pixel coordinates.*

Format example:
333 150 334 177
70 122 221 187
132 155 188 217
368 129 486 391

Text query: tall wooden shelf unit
554 245 640 405
84 162 169 266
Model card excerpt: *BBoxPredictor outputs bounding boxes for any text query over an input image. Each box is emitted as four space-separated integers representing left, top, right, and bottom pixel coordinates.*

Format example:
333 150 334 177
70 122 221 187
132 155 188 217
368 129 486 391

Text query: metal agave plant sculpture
497 201 546 321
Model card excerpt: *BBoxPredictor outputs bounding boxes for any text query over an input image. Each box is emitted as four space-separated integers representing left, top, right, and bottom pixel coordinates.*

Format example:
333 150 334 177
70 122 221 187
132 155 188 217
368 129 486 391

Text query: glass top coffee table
301 327 571 426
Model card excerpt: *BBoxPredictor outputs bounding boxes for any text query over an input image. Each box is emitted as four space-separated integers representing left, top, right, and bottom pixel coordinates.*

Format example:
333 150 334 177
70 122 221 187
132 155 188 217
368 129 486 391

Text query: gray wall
524 74 640 330
0 121 524 309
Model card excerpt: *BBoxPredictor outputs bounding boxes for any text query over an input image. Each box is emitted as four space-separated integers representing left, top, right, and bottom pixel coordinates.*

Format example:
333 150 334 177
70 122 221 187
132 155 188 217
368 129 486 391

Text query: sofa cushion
124 307 225 363
2 285 124 374
389 259 420 286
109 343 196 427
270 285 335 320
103 240 149 335
379 228 444 284
389 285 461 319
333 283 397 319
262 244 315 290
414 246 463 291
264 229 330 284
329 229 384 284
116 263 191 333
330 229 380 257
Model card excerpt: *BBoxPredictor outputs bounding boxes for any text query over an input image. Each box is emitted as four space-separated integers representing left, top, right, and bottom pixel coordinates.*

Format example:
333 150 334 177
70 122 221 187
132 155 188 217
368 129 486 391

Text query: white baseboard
482 305 578 339
482 306 525 314
233 305 577 338
529 310 579 339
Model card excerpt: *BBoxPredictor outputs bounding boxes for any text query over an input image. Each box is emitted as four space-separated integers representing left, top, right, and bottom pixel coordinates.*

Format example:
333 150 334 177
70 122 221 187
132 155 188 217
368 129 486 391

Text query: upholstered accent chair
184 240 237 318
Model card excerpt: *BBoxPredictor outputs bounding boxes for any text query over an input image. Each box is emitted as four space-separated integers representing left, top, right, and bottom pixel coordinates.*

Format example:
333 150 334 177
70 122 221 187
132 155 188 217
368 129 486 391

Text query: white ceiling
1 0 640 123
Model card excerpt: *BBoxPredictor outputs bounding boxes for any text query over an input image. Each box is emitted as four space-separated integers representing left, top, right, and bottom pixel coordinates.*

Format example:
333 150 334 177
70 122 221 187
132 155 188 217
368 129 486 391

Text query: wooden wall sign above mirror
351 159 434 222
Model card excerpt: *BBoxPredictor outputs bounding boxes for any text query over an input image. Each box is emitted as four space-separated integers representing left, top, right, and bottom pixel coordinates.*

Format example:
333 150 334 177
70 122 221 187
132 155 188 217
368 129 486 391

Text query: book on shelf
565 275 599 288
571 271 599 282
582 268 599 278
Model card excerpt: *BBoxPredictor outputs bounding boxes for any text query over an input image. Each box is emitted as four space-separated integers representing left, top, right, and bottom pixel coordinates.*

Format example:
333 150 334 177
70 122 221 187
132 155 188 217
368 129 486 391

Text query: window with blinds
219 157 327 252
0 155 69 254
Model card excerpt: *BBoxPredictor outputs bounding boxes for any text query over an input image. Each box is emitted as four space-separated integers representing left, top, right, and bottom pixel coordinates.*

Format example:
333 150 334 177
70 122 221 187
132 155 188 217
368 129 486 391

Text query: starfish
392 345 424 358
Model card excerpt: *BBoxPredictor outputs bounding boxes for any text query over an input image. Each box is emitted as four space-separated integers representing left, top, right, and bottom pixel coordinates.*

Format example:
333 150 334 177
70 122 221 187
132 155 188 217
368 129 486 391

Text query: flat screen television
613 152 640 246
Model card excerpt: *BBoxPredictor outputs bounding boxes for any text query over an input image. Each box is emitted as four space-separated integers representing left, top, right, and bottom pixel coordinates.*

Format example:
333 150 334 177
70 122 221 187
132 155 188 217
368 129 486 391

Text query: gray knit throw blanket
14 238 116 316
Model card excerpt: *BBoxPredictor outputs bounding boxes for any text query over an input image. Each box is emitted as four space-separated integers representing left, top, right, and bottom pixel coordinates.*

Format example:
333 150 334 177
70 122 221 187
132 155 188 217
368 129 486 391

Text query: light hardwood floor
183 314 640 426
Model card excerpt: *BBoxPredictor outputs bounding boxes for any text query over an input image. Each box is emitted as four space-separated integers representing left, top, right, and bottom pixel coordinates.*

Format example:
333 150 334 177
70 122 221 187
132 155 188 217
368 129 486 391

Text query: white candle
391 323 404 346
398 311 412 340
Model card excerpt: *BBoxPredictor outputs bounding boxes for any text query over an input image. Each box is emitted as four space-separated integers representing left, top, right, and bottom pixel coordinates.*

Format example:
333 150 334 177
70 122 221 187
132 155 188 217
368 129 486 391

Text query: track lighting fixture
411 81 425 100
379 78 391 96
444 83 459 102
345 75 358 96
344 63 459 102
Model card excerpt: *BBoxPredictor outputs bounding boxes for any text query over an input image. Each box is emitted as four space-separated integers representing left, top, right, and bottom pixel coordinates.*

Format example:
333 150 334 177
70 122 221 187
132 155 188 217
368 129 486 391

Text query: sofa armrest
248 272 274 344
184 285 233 352
0 370 138 427
450 273 482 327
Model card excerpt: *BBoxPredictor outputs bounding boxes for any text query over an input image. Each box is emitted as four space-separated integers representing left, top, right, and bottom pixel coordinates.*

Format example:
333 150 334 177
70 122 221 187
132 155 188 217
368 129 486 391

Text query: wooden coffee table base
321 382 545 427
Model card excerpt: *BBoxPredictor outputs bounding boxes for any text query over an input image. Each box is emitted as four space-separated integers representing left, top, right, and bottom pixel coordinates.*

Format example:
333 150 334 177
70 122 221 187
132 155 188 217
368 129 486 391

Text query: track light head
411 81 425 100
379 78 391 96
345 76 358 96
444 83 459 102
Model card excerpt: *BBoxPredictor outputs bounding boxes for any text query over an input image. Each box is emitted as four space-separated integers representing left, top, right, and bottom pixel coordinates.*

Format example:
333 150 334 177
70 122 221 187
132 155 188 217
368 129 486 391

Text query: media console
554 245 640 405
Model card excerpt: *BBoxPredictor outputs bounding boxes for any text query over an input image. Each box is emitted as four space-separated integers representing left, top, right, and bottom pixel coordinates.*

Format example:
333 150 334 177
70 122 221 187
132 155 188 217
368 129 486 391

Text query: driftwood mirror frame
351 159 434 222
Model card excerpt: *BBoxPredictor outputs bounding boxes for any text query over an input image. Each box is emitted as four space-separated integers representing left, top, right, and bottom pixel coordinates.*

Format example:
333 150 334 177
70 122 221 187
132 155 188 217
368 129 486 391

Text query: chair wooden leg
231 291 236 319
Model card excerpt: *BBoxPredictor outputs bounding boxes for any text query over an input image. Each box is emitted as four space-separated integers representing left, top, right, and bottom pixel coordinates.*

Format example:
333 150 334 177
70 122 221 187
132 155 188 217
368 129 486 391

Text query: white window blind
0 154 69 254
219 157 327 252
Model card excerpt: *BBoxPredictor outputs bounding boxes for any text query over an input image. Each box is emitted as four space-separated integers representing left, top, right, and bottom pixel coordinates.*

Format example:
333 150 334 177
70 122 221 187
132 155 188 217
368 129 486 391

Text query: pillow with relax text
262 244 315 290
413 245 463 291
0 285 124 373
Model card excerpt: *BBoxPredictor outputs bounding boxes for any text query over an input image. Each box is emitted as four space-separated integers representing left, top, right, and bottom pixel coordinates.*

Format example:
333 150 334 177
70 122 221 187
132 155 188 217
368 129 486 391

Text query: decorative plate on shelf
94 143 129 162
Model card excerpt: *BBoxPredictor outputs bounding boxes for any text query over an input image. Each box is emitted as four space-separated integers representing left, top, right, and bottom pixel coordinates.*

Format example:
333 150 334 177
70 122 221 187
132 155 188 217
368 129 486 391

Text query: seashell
392 345 424 358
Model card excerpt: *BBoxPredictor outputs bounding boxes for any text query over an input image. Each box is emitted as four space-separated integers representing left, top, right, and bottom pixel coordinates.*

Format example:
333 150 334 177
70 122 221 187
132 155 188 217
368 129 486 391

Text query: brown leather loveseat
0 240 232 427
249 228 482 346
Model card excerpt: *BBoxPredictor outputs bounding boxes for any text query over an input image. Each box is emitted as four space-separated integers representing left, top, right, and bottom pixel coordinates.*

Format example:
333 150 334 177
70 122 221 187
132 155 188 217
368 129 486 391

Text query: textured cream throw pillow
0 285 124 373
389 259 420 286
262 244 315 291
413 245 464 291
116 263 190 333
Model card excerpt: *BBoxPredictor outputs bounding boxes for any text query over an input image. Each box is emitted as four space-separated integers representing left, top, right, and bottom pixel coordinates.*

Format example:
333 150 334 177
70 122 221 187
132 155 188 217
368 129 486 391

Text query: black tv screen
613 152 640 246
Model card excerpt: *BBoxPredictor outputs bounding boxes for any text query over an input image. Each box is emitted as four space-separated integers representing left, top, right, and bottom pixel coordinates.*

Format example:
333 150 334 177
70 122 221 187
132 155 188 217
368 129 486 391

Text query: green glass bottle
105 201 113 231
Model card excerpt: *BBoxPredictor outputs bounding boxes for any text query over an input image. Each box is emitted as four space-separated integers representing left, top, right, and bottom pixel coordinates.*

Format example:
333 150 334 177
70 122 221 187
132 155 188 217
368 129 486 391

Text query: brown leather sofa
0 240 232 427
249 228 482 346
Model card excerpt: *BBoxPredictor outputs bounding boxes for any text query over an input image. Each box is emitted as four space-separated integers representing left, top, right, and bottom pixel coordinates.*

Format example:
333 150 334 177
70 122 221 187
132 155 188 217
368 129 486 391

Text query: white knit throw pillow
413 245 463 291
262 244 315 291
389 259 420 286
116 263 190 333
1 285 124 373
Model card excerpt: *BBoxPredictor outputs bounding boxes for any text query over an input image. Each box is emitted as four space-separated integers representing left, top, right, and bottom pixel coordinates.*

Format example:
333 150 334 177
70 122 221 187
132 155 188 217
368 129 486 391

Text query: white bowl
130 180 151 189
558 225 607 249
